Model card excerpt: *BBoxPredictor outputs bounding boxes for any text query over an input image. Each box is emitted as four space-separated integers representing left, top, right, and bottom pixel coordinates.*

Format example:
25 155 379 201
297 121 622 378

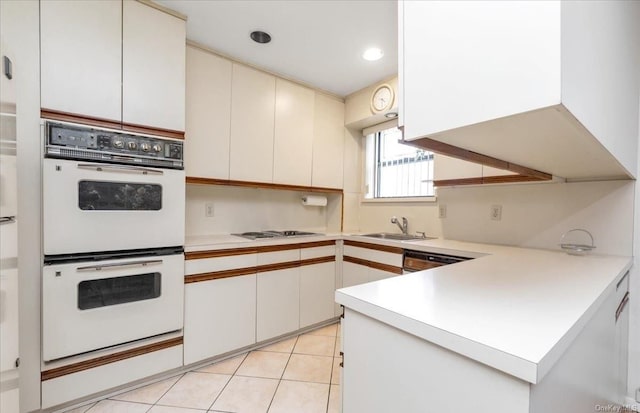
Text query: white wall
436 180 634 256
185 185 336 236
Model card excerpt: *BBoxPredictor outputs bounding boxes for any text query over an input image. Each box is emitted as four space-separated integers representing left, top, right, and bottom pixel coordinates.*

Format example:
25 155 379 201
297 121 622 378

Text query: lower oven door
43 158 185 255
42 253 184 361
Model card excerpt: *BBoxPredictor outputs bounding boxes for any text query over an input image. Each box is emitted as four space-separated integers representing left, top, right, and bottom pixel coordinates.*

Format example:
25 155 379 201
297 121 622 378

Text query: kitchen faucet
391 216 408 235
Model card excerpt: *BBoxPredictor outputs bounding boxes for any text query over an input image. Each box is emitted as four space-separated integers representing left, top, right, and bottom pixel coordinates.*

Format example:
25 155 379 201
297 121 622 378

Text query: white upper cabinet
123 0 186 132
229 64 276 182
399 0 640 180
273 79 314 186
41 0 122 122
312 94 345 189
185 46 232 179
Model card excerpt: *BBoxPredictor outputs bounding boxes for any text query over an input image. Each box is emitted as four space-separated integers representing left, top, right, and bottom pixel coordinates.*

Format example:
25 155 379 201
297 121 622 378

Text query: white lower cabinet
300 261 336 328
257 267 300 342
184 274 257 365
342 261 370 288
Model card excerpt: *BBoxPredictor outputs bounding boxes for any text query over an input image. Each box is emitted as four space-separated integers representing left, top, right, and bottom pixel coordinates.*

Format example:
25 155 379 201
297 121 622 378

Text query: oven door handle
76 259 163 272
77 163 164 175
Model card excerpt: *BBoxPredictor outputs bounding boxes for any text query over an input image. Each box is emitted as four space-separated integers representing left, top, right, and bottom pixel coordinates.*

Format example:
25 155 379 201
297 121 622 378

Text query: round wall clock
370 84 394 113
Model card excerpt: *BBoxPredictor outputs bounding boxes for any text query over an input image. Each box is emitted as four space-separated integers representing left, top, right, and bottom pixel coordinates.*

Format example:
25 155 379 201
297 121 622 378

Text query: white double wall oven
41 120 185 362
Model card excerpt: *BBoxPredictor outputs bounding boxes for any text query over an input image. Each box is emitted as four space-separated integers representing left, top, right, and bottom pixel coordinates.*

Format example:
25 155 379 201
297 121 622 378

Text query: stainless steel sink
360 233 435 241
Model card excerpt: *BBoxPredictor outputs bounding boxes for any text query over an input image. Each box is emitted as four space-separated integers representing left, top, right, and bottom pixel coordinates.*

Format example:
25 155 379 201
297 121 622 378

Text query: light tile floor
65 323 341 413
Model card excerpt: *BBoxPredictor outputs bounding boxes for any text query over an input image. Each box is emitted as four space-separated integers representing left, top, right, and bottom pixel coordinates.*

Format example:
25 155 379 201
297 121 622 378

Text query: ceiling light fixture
362 47 384 61
250 30 271 44
385 112 398 119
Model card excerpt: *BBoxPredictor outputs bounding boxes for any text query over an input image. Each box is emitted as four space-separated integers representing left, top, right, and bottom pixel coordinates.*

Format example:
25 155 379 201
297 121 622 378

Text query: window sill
361 196 437 204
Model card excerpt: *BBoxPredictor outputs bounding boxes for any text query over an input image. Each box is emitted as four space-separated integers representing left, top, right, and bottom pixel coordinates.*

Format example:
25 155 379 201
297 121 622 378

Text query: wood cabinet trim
344 255 403 275
41 337 183 381
185 267 256 283
185 248 258 260
297 240 337 249
434 174 549 187
186 176 343 194
407 137 552 182
41 109 122 131
257 260 300 273
300 256 336 267
343 240 404 254
185 241 337 260
41 109 185 139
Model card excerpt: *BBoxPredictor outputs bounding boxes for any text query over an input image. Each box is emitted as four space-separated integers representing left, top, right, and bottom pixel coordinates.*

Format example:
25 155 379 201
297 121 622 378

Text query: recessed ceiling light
362 47 384 61
250 30 271 44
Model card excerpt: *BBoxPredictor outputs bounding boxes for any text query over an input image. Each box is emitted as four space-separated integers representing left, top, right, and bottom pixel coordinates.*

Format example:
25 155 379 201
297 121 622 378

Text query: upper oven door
42 252 184 361
43 158 185 255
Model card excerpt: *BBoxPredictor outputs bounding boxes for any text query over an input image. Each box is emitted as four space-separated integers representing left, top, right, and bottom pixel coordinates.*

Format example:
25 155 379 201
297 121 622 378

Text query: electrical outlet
438 204 447 219
490 205 502 221
205 202 214 217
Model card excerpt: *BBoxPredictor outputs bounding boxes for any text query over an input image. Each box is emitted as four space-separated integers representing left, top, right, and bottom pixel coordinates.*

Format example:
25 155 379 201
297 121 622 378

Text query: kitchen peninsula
335 237 631 413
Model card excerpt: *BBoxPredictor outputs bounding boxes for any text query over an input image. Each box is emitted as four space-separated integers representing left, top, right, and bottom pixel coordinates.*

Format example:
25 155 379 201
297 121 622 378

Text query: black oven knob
127 141 138 150
152 143 163 153
112 139 124 149
140 143 151 152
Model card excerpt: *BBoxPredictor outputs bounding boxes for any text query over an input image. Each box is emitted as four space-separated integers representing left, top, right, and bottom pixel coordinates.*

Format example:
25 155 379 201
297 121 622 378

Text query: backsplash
436 180 634 256
185 184 336 236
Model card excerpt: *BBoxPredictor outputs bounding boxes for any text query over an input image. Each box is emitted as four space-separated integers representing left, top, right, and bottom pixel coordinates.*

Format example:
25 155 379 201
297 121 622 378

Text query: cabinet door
185 46 232 179
122 1 186 132
400 1 560 140
184 274 257 365
300 262 336 328
229 64 276 182
40 0 122 122
273 79 314 186
312 94 345 189
342 261 370 288
257 268 299 341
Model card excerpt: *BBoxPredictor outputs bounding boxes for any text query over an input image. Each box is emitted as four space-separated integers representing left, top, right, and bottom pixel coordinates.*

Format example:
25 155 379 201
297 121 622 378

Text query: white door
42 158 185 255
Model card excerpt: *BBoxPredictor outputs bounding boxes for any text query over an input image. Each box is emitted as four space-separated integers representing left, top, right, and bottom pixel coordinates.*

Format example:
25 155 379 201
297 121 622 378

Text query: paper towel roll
301 195 327 207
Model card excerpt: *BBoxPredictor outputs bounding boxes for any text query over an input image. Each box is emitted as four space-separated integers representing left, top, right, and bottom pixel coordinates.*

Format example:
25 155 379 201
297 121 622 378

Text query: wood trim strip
185 247 258 260
343 255 403 275
185 241 336 260
41 109 186 140
257 244 305 253
185 267 256 283
343 240 404 254
299 256 336 267
257 260 300 273
186 256 336 283
186 176 343 194
406 137 552 181
434 174 549 187
41 337 183 381
122 122 185 140
41 109 122 131
297 240 336 249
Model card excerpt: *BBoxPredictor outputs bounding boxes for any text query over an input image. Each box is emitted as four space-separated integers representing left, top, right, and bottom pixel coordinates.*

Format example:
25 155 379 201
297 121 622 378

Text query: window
364 127 434 199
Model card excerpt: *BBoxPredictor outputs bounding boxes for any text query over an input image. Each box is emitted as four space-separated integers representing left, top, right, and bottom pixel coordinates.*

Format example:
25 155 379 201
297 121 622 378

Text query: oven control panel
45 121 183 169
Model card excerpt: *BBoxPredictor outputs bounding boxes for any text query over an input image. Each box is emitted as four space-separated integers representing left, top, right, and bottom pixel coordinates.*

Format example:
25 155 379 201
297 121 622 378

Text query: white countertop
185 232 631 384
336 236 631 384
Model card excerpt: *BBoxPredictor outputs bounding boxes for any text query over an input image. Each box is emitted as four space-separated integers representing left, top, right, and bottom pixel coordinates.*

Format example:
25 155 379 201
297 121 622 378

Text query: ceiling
157 0 398 97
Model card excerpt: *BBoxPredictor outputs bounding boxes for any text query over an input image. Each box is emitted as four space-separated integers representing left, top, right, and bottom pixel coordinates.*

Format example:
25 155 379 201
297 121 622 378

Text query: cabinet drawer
343 245 402 267
185 254 257 275
301 245 336 260
258 249 300 266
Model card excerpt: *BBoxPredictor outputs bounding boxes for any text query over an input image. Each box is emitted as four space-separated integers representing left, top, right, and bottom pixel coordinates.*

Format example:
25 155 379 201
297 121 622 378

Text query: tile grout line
265 334 299 413
325 332 338 413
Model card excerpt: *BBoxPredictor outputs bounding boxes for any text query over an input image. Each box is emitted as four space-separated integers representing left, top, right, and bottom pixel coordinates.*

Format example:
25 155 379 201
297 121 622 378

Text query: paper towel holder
301 195 328 207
